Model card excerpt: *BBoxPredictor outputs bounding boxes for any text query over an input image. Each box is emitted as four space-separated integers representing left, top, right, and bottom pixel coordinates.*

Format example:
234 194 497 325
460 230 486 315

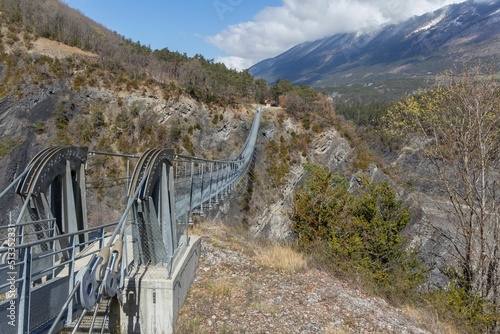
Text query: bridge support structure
112 236 201 334
113 148 200 334
0 108 261 334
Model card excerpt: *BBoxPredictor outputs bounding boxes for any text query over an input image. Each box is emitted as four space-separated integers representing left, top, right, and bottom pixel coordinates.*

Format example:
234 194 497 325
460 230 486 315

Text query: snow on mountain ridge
249 0 500 87
490 8 500 16
411 12 447 35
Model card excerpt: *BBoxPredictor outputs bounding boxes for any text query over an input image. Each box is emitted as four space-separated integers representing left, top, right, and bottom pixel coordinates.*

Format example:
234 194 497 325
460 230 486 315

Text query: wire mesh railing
0 107 261 333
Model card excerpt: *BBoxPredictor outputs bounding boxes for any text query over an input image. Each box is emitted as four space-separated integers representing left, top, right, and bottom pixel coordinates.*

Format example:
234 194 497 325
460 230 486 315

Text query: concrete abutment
110 236 201 333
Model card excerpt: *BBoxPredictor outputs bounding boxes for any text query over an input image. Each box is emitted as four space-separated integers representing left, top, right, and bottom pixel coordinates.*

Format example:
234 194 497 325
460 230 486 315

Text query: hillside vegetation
0 0 335 154
327 66 500 333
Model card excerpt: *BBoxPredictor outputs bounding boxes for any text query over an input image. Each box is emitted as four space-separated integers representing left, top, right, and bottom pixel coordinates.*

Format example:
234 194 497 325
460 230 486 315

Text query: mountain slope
0 0 341 246
176 222 454 334
249 0 500 87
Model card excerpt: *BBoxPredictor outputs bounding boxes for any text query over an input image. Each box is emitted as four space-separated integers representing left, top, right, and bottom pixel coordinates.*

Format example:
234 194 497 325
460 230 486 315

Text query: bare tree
386 65 500 307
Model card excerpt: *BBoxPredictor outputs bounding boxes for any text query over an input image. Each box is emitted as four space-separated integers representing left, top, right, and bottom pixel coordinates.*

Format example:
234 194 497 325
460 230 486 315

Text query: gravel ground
175 222 442 334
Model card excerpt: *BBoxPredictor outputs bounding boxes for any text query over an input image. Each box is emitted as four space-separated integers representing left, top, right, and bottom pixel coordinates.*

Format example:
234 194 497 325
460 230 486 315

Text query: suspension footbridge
0 108 261 333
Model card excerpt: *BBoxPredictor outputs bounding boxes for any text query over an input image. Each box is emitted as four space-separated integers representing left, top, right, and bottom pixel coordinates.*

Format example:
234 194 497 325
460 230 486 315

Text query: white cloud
207 0 467 69
216 56 255 71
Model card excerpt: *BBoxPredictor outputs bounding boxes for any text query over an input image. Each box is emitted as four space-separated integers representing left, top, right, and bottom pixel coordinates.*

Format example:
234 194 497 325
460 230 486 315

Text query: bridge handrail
88 151 140 159
0 221 118 252
0 107 262 333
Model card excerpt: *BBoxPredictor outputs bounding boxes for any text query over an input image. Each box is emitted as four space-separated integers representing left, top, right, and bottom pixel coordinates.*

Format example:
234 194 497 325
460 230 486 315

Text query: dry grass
255 244 307 274
206 279 232 299
178 220 450 334
188 221 205 236
402 305 459 334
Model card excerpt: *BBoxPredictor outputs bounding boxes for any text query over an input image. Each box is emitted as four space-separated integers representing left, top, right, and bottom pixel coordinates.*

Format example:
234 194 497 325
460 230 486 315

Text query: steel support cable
87 279 109 334
99 298 113 334
107 174 148 248
49 251 105 333
48 167 149 326
48 281 81 334
71 308 88 334
76 175 149 310
173 108 261 212
0 167 29 199
67 253 115 334
1 109 261 332
78 152 151 284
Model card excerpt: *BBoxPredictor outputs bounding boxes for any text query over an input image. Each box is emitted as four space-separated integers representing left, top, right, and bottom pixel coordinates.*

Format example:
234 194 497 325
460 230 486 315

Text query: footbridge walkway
0 108 261 333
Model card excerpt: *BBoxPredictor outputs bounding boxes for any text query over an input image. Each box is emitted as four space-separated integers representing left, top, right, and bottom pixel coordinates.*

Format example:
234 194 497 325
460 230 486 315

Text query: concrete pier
112 236 201 333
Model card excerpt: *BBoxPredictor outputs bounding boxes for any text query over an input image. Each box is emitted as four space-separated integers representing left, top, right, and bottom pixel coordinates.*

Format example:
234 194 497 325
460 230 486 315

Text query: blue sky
65 0 281 66
64 0 469 70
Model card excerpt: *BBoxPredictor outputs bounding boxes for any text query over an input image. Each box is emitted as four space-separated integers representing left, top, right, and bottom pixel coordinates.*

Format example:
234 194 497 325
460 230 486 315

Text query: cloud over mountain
208 0 469 70
248 0 500 88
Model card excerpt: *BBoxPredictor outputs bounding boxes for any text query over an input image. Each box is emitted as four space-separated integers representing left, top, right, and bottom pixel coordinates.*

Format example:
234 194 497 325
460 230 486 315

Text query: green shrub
49 59 65 79
301 117 310 130
182 134 195 155
34 120 46 134
73 75 85 91
348 177 415 287
290 163 350 244
353 146 374 171
34 55 53 66
0 136 21 158
126 79 139 91
78 125 94 144
91 109 106 129
425 283 500 333
54 104 68 130
114 109 132 138
6 31 19 45
169 119 182 143
290 163 424 296
311 123 323 133
265 139 291 187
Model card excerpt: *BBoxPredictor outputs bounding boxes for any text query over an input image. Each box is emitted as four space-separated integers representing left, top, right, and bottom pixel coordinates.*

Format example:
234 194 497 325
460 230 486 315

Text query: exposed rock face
0 84 63 219
0 79 468 293
0 82 254 225
314 129 353 173
171 95 196 116
249 125 355 241
250 163 304 241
